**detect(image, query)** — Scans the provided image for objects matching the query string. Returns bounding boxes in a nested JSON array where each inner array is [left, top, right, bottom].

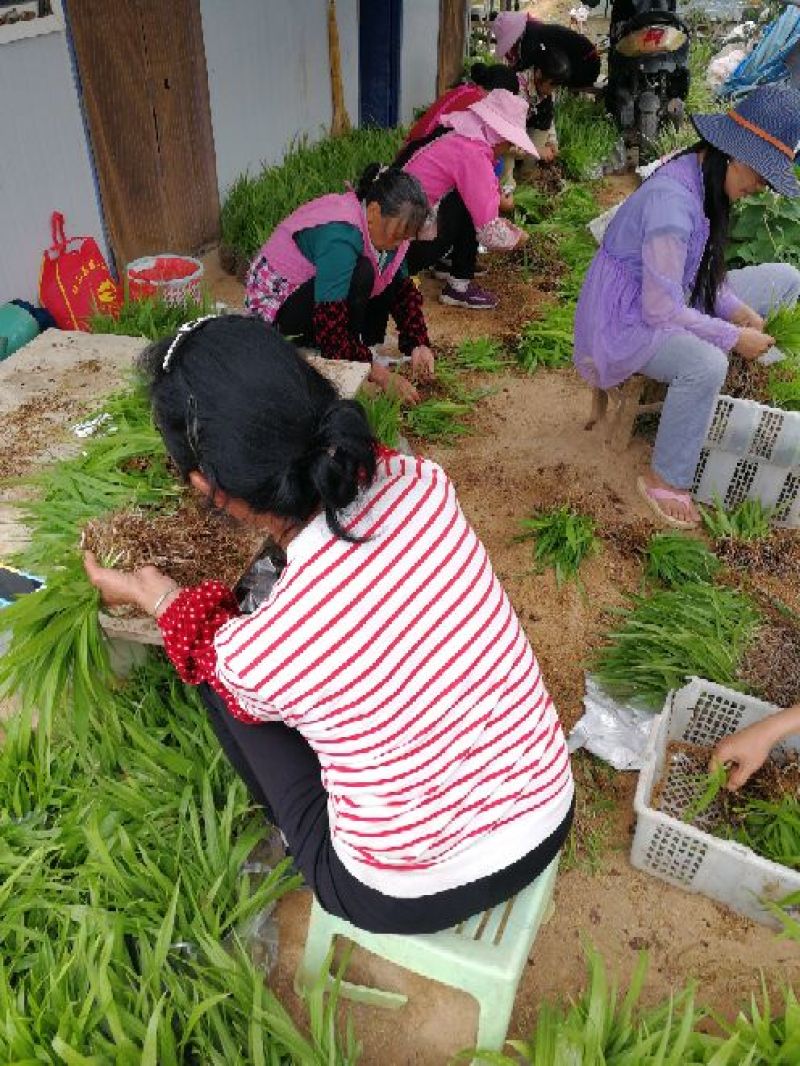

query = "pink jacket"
[[403, 131, 500, 230]]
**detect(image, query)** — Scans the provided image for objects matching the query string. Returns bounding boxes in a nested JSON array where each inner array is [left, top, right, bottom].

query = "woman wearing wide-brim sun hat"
[[573, 83, 800, 529], [396, 88, 535, 310]]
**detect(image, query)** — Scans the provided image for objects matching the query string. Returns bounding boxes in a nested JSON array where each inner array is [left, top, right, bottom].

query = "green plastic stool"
[[295, 855, 559, 1054]]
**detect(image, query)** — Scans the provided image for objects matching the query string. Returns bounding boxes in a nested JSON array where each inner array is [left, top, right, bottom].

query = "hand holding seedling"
[[711, 705, 800, 790], [84, 550, 180, 618], [410, 345, 435, 383], [734, 327, 775, 362], [369, 362, 420, 405]]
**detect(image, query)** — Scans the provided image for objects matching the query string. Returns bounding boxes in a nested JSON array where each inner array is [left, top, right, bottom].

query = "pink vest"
[[247, 192, 410, 322]]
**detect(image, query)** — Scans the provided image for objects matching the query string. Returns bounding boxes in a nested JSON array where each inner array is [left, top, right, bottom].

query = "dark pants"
[[200, 684, 574, 934], [275, 256, 399, 350], [406, 190, 478, 281]]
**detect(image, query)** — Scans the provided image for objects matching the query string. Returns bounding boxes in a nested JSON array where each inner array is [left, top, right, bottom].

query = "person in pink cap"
[[396, 88, 534, 310]]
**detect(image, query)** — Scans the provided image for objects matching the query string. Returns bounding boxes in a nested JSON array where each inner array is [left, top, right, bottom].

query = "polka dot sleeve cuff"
[[157, 581, 261, 723]]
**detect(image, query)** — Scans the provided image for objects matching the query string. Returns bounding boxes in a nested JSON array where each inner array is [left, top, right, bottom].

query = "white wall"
[[200, 0, 360, 198], [0, 29, 106, 306], [400, 0, 440, 125]]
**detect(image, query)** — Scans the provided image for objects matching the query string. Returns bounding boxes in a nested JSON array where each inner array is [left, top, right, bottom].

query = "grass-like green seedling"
[[592, 582, 760, 707], [701, 497, 774, 542], [357, 389, 401, 448], [683, 762, 728, 824], [517, 506, 600, 587], [765, 305, 800, 360], [515, 304, 575, 373], [403, 399, 472, 442], [644, 532, 721, 587], [89, 291, 215, 340], [450, 336, 508, 373]]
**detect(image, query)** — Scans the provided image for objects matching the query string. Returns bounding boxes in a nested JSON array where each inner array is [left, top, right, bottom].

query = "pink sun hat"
[[492, 11, 529, 59], [468, 88, 540, 156]]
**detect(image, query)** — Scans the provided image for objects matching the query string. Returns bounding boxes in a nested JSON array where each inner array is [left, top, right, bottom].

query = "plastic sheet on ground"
[[567, 674, 659, 770]]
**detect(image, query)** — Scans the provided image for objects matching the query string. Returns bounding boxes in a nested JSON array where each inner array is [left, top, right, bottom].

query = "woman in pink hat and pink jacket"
[[396, 88, 534, 311]]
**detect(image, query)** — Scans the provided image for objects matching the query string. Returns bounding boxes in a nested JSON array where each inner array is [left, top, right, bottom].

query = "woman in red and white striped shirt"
[[84, 315, 574, 933]]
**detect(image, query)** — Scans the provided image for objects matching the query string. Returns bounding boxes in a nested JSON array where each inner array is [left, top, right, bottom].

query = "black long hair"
[[688, 142, 732, 314], [354, 164, 429, 233], [139, 315, 376, 541], [469, 62, 520, 93]]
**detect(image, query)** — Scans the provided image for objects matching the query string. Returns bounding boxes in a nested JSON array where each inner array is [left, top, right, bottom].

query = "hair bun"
[[303, 400, 377, 539]]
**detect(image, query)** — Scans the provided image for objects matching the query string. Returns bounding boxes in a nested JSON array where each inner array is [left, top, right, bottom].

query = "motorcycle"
[[590, 0, 691, 145]]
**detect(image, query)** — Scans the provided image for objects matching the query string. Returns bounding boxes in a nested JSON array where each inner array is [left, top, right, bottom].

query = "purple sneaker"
[[439, 281, 497, 310]]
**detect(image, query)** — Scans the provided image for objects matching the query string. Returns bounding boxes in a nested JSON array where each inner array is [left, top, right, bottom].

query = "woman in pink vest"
[[246, 166, 432, 404], [398, 89, 533, 311]]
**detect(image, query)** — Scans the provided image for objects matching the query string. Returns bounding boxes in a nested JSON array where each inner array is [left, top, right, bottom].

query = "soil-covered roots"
[[82, 496, 263, 597]]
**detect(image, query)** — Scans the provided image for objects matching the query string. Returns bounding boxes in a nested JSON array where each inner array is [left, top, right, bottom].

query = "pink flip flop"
[[636, 475, 698, 529]]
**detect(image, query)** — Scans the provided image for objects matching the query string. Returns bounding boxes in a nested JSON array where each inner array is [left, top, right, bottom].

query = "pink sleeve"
[[452, 147, 501, 230], [641, 233, 740, 351]]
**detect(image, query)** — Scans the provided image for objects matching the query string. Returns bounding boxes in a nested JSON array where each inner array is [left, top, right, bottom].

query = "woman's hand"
[[731, 305, 765, 331], [410, 345, 435, 383], [734, 326, 775, 361], [711, 705, 800, 790], [499, 192, 515, 215], [539, 144, 558, 163], [84, 551, 180, 617], [514, 228, 529, 249], [368, 362, 419, 405]]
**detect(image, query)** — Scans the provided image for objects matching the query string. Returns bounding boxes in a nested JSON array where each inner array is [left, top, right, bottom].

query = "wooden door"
[[66, 0, 219, 269]]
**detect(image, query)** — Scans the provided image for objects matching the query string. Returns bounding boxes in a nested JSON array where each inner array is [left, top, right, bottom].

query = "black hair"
[[354, 164, 429, 233], [529, 45, 570, 85], [139, 315, 377, 542], [469, 62, 520, 93], [685, 142, 731, 314]]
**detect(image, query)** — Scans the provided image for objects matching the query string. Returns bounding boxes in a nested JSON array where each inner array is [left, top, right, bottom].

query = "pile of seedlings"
[[516, 505, 600, 588]]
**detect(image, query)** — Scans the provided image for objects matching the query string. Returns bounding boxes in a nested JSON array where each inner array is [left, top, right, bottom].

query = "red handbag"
[[39, 212, 120, 330]]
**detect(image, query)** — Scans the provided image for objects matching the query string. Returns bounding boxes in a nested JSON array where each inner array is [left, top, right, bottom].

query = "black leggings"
[[406, 190, 479, 281], [275, 256, 399, 349], [200, 684, 574, 934]]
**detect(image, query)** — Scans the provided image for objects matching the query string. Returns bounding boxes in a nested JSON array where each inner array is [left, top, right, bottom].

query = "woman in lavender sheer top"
[[574, 85, 800, 528]]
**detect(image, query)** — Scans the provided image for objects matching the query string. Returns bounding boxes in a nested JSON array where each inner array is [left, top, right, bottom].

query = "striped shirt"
[[213, 450, 573, 897]]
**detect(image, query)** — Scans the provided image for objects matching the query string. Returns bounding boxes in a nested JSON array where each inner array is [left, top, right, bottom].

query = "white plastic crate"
[[692, 446, 800, 527], [705, 395, 800, 467], [632, 678, 800, 927]]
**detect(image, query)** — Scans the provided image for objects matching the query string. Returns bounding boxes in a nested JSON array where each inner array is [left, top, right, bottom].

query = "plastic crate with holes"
[[691, 395, 800, 526], [632, 678, 800, 927]]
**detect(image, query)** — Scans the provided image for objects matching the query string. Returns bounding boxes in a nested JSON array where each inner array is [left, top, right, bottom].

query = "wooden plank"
[[138, 0, 219, 251], [66, 0, 219, 267], [436, 0, 468, 96], [66, 0, 164, 266]]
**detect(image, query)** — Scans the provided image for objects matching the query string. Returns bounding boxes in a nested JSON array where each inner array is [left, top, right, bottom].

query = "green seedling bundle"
[[592, 582, 760, 707], [357, 388, 402, 447], [644, 532, 721, 587], [701, 498, 774, 542], [90, 291, 216, 340], [517, 506, 600, 587]]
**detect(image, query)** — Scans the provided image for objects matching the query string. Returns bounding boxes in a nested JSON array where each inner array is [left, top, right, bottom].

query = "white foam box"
[[632, 678, 800, 927]]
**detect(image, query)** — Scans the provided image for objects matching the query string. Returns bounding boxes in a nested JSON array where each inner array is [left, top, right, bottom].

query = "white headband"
[[162, 315, 218, 371]]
